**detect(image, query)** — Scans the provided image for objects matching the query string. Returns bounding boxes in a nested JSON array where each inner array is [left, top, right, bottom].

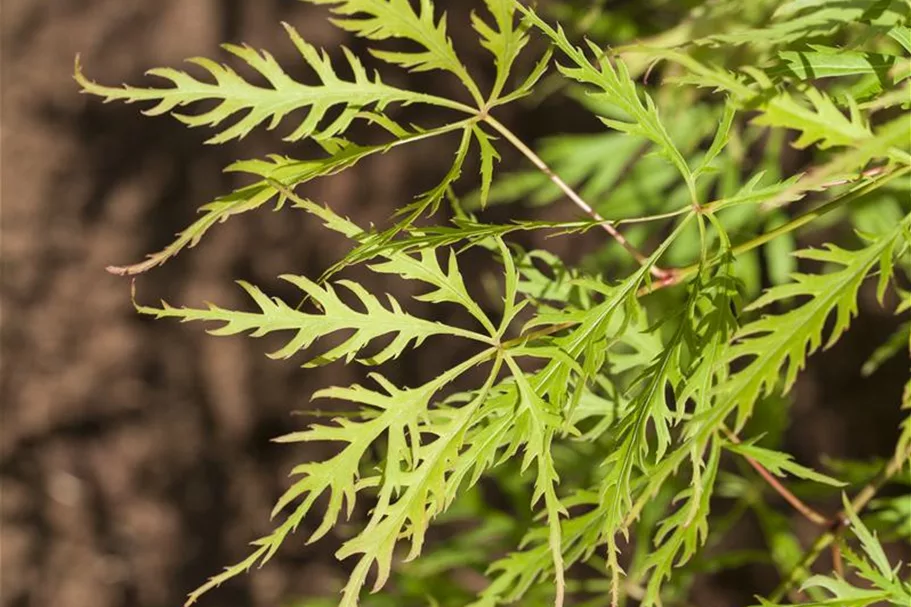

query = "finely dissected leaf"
[[81, 2, 911, 607], [475, 219, 696, 607], [620, 265, 740, 595], [842, 495, 893, 579], [178, 249, 516, 605], [185, 373, 438, 606], [279, 189, 542, 340], [75, 24, 468, 144], [467, 321, 644, 606], [472, 124, 501, 208], [775, 47, 901, 80], [333, 358, 503, 606], [502, 355, 567, 607], [725, 442, 846, 487], [635, 49, 909, 164], [165, 191, 541, 606], [473, 0, 530, 101], [753, 499, 911, 607], [317, 217, 566, 257], [640, 439, 721, 606], [187, 354, 498, 607], [370, 245, 498, 336], [593, 264, 738, 606], [516, 5, 697, 201], [701, 215, 909, 435], [676, 260, 740, 420], [135, 274, 490, 367], [694, 101, 737, 181], [598, 311, 686, 524], [514, 248, 591, 306], [329, 126, 474, 272], [700, 0, 911, 47], [753, 88, 873, 150], [302, 0, 484, 104], [634, 47, 755, 100], [495, 45, 553, 106], [474, 486, 616, 606], [107, 118, 476, 277]]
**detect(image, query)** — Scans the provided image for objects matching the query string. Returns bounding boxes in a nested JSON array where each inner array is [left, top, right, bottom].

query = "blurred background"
[[1, 2, 908, 607]]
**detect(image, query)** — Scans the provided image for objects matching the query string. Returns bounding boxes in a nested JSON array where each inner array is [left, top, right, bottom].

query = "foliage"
[[76, 0, 911, 606]]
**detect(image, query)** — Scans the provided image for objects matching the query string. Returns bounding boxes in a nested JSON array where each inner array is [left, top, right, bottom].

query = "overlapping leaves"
[[756, 498, 911, 607], [516, 5, 697, 200], [709, 216, 908, 432], [304, 0, 483, 103], [77, 1, 911, 607]]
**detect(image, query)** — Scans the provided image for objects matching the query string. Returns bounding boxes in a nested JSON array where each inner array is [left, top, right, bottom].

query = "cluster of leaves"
[[77, 0, 911, 606]]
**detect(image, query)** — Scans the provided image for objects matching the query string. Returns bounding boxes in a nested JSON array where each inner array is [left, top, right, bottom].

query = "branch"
[[482, 115, 671, 279], [768, 439, 911, 602], [639, 165, 911, 296], [722, 426, 829, 527]]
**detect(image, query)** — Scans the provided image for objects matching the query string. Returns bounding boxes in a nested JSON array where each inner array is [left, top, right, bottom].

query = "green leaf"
[[694, 101, 737, 181], [183, 285, 507, 606], [75, 24, 469, 144], [134, 274, 490, 367], [503, 355, 568, 606], [303, 0, 484, 104], [185, 369, 454, 606], [516, 4, 697, 201], [472, 124, 502, 208], [726, 442, 846, 487], [842, 495, 893, 579], [701, 0, 910, 47], [753, 88, 872, 150], [370, 246, 498, 336], [635, 50, 908, 163], [106, 120, 472, 276], [776, 47, 900, 80], [705, 216, 908, 432], [753, 496, 911, 606], [333, 360, 502, 606], [640, 439, 722, 606], [329, 126, 475, 273], [888, 24, 911, 55], [472, 0, 530, 101]]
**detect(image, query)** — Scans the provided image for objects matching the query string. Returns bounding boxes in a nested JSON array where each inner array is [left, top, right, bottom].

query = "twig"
[[722, 426, 829, 527], [768, 440, 911, 602], [816, 165, 886, 189], [639, 165, 909, 296], [482, 115, 671, 280], [831, 541, 844, 578]]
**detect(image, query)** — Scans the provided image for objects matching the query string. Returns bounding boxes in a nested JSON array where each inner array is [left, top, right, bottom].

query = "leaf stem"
[[768, 439, 911, 602], [481, 115, 670, 279], [642, 165, 911, 295], [722, 426, 829, 527]]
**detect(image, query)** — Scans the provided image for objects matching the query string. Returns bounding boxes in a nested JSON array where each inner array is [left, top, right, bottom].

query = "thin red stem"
[[723, 427, 829, 527]]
